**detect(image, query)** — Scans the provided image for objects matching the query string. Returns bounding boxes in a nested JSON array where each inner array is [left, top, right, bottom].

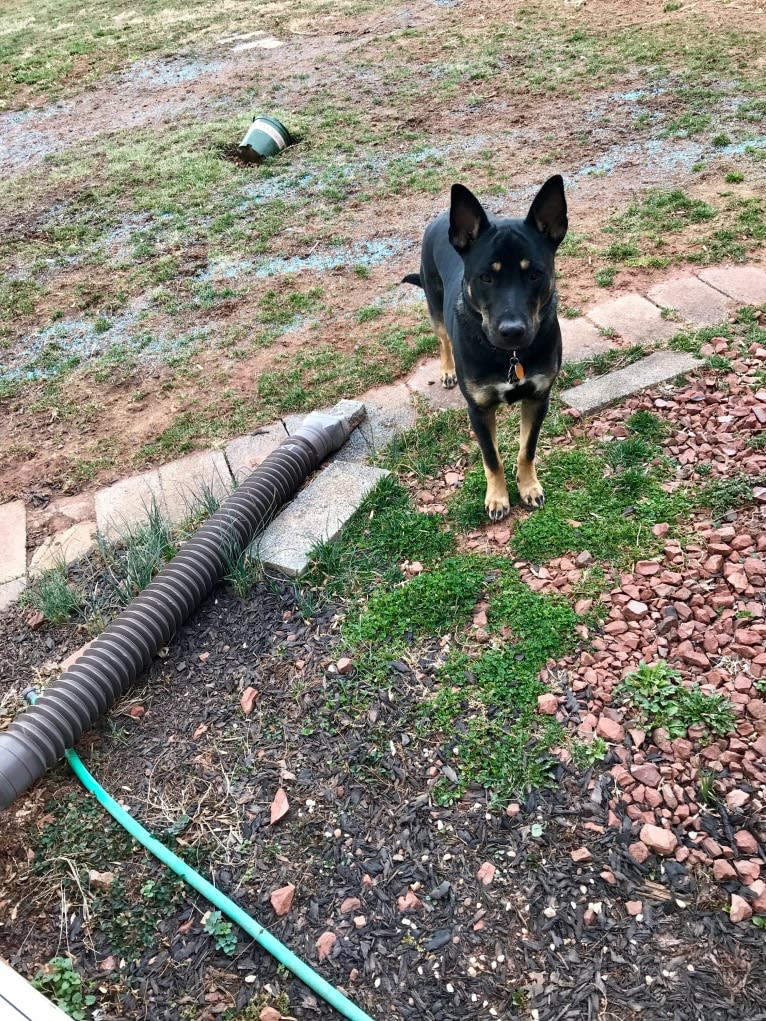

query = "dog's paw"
[[518, 481, 545, 510], [441, 370, 458, 389], [485, 495, 511, 521]]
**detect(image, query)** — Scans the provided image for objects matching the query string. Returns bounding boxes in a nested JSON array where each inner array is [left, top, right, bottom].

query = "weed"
[[725, 171, 745, 183], [571, 737, 608, 769], [34, 794, 189, 960], [25, 564, 82, 623], [615, 661, 735, 738], [712, 133, 732, 147], [224, 548, 262, 597], [32, 957, 96, 1021], [595, 266, 617, 287], [203, 909, 237, 956], [356, 305, 384, 322], [696, 475, 754, 518], [698, 767, 719, 807]]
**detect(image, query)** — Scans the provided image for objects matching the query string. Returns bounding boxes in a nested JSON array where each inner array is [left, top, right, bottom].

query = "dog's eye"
[[479, 272, 494, 284]]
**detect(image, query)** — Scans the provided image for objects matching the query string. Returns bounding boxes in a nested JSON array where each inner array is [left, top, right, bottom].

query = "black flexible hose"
[[0, 413, 353, 810]]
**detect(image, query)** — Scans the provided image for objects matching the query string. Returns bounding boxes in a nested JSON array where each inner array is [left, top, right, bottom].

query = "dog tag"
[[508, 357, 525, 382]]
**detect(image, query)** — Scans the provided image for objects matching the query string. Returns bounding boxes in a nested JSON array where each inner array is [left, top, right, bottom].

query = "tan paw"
[[441, 370, 458, 389], [485, 488, 511, 522], [518, 478, 545, 510]]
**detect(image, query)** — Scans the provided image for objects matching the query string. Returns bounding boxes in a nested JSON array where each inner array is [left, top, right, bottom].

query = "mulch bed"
[[1, 336, 766, 1019]]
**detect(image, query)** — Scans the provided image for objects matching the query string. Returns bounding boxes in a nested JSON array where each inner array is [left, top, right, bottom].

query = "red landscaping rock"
[[240, 686, 259, 715], [630, 764, 661, 787], [624, 599, 649, 620], [571, 847, 592, 863], [397, 889, 423, 911], [596, 717, 625, 743], [537, 693, 559, 715], [625, 900, 643, 916], [476, 861, 496, 885], [270, 788, 290, 825], [729, 894, 753, 925], [734, 830, 759, 855], [270, 884, 296, 917], [628, 842, 650, 864], [639, 824, 678, 856], [316, 931, 337, 961], [713, 859, 737, 882]]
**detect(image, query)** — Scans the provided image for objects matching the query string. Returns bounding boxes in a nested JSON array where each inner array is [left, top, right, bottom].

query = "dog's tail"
[[401, 272, 422, 288]]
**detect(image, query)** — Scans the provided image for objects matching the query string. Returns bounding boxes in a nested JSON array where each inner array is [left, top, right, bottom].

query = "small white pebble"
[[543, 906, 557, 919], [446, 983, 454, 993], [646, 976, 654, 986]]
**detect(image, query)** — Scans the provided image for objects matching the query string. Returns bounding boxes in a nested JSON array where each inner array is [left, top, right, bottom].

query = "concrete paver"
[[0, 577, 27, 612], [560, 351, 703, 414], [0, 500, 26, 584], [157, 450, 233, 523], [29, 520, 98, 576], [647, 274, 734, 326], [405, 358, 466, 410], [586, 294, 680, 346], [331, 385, 417, 464], [257, 462, 389, 577], [560, 317, 615, 362], [696, 266, 766, 305], [225, 423, 289, 481], [94, 469, 164, 539]]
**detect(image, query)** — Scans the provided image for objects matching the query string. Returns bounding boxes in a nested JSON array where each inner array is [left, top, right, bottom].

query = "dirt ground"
[[1, 0, 765, 504]]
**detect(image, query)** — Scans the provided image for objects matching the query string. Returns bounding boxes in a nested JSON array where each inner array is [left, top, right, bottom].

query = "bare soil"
[[2, 0, 765, 507]]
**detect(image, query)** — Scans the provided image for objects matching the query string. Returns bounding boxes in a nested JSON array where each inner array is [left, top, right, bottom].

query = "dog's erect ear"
[[449, 184, 490, 252], [525, 175, 568, 246]]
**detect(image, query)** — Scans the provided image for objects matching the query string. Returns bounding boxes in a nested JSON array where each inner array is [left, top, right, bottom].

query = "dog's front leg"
[[468, 403, 510, 521], [434, 322, 457, 389], [516, 397, 549, 509]]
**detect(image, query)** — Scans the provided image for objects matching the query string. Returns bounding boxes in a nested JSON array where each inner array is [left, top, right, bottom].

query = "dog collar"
[[508, 352, 525, 382]]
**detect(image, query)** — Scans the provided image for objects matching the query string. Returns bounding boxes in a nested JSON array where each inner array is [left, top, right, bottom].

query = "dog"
[[403, 175, 568, 521]]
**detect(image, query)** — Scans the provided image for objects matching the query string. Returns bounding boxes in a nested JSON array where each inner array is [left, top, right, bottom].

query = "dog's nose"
[[496, 319, 526, 342]]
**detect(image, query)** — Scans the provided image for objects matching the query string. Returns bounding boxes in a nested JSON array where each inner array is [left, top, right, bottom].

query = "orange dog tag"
[[514, 361, 525, 381]]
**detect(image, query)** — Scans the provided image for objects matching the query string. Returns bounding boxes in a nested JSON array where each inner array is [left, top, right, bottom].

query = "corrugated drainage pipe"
[[0, 409, 360, 811]]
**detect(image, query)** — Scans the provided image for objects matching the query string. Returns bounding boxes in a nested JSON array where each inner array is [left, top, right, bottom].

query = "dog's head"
[[449, 175, 568, 352]]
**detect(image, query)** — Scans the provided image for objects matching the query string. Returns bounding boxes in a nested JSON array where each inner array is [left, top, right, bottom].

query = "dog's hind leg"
[[468, 404, 510, 521], [516, 397, 549, 509]]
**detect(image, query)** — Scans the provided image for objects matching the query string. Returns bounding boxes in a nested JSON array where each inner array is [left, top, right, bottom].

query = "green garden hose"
[[24, 690, 376, 1021]]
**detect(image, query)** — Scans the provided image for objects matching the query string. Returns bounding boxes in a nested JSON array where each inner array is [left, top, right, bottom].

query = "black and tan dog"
[[403, 175, 568, 520]]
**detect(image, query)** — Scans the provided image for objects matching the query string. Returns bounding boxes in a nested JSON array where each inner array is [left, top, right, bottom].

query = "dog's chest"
[[468, 373, 550, 407]]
